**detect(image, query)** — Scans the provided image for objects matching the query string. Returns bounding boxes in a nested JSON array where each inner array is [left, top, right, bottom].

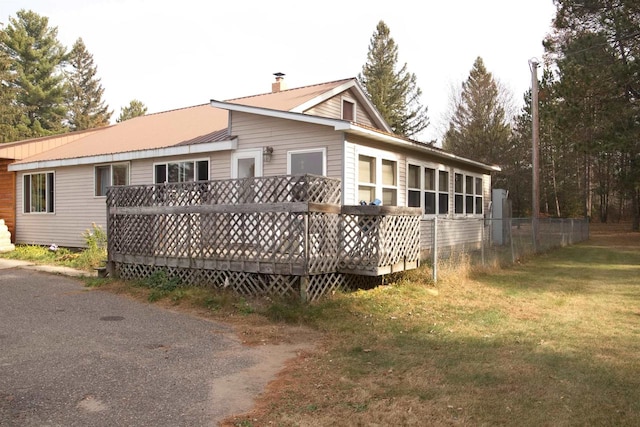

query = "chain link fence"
[[424, 217, 590, 282]]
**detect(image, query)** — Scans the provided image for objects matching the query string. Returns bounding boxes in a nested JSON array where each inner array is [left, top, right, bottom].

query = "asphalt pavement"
[[0, 262, 301, 426]]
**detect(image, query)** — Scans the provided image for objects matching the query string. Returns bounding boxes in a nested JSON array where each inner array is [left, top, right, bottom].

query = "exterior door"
[[231, 150, 262, 179]]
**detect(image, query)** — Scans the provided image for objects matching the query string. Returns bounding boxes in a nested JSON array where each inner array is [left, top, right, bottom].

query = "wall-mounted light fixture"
[[263, 146, 273, 162]]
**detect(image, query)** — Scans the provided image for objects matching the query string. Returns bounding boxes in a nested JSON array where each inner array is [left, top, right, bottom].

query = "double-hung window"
[[154, 159, 209, 184], [407, 162, 449, 215], [358, 154, 398, 206], [95, 163, 129, 196], [23, 172, 54, 213], [454, 172, 484, 215]]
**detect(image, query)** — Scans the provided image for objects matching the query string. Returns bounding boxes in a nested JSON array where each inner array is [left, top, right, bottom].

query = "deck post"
[[300, 276, 309, 302]]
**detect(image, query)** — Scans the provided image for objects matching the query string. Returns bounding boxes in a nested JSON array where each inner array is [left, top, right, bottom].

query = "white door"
[[231, 149, 263, 179]]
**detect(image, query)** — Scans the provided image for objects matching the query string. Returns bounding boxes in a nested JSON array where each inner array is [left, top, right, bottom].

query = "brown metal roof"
[[15, 104, 227, 164], [0, 128, 109, 160], [12, 78, 357, 165]]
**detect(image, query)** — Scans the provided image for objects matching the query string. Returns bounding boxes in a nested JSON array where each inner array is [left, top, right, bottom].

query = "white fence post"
[[432, 217, 438, 283]]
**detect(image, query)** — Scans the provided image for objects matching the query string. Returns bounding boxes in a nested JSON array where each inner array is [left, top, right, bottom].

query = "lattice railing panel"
[[339, 207, 422, 274], [107, 174, 341, 207], [340, 214, 383, 271], [308, 213, 341, 274]]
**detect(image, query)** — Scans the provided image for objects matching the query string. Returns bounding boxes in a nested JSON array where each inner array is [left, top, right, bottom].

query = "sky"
[[3, 0, 557, 142]]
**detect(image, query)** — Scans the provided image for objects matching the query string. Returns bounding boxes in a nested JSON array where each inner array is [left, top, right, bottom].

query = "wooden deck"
[[106, 175, 421, 300]]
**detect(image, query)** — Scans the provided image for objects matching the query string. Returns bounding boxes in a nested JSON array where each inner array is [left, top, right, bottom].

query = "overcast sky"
[[3, 0, 556, 142]]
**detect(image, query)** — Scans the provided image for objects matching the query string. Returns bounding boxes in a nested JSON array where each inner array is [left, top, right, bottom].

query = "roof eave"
[[9, 138, 238, 172], [343, 125, 502, 173]]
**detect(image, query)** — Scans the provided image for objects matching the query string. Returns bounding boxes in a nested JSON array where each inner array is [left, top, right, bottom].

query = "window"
[[406, 162, 449, 215], [438, 170, 449, 214], [465, 175, 474, 213], [95, 163, 129, 196], [381, 159, 397, 206], [358, 155, 376, 203], [342, 98, 355, 121], [454, 173, 464, 214], [154, 159, 209, 184], [454, 172, 483, 215], [23, 172, 54, 213], [358, 153, 398, 206], [475, 177, 484, 214], [288, 148, 326, 175], [407, 164, 421, 208]]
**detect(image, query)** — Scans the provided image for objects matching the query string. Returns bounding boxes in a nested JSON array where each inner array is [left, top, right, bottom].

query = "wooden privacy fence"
[[106, 175, 421, 301]]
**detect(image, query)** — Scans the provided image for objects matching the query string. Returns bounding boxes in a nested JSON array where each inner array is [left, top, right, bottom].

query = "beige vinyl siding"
[[16, 165, 108, 248], [305, 88, 376, 128], [343, 142, 357, 204], [231, 112, 343, 179], [418, 217, 485, 257]]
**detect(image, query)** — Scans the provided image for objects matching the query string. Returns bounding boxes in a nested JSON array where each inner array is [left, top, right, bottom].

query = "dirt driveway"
[[0, 267, 310, 426]]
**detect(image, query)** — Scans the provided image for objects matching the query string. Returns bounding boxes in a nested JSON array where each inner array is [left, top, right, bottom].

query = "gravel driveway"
[[0, 266, 305, 426]]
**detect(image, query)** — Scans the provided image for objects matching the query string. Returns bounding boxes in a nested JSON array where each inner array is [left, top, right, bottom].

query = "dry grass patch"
[[223, 229, 640, 427]]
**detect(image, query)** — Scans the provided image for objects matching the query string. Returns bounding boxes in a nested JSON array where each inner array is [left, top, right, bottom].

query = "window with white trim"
[[95, 163, 129, 196], [454, 172, 483, 215], [154, 159, 209, 184], [381, 159, 397, 205], [407, 162, 449, 215], [358, 154, 376, 203], [358, 154, 397, 205], [23, 172, 54, 213], [288, 148, 326, 175]]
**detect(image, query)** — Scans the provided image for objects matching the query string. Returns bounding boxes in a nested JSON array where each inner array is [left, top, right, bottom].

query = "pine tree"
[[66, 38, 112, 131], [0, 9, 68, 137], [116, 99, 147, 122], [442, 57, 510, 165], [0, 46, 28, 143], [358, 20, 429, 139], [545, 0, 640, 227]]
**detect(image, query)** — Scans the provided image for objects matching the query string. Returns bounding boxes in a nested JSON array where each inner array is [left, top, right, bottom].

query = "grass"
[[0, 243, 106, 271], [217, 226, 640, 426], [0, 224, 107, 271], [3, 224, 639, 425]]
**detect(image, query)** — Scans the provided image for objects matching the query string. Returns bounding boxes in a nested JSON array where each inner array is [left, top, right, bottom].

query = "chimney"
[[272, 72, 287, 93]]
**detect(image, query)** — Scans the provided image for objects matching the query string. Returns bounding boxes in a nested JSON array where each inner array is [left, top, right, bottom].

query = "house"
[[0, 128, 109, 243], [8, 75, 499, 253]]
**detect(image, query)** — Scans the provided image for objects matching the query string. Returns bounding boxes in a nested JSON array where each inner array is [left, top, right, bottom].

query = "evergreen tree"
[[0, 46, 28, 143], [358, 20, 429, 138], [65, 38, 112, 131], [0, 9, 68, 137], [116, 99, 147, 122], [545, 0, 640, 227], [442, 57, 510, 166]]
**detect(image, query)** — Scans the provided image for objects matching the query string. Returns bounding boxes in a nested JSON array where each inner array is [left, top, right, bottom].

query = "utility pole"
[[529, 58, 540, 251]]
